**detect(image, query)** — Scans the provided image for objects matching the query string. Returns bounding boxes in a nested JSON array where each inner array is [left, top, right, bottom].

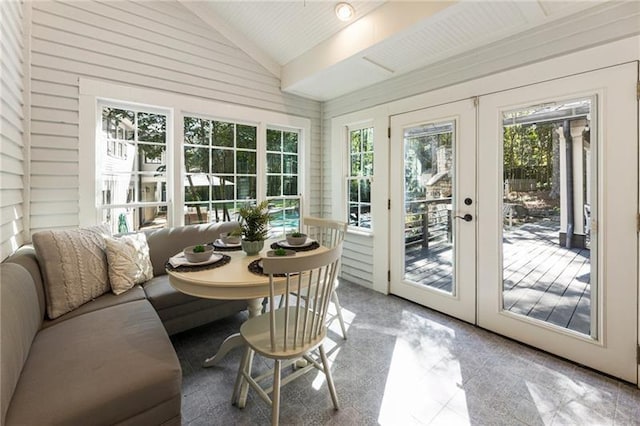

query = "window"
[[347, 127, 373, 230], [99, 105, 168, 233], [183, 118, 301, 235], [183, 116, 257, 224], [266, 128, 300, 236]]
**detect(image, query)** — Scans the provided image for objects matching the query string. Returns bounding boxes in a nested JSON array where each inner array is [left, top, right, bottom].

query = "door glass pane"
[[501, 98, 593, 336], [403, 120, 455, 294]]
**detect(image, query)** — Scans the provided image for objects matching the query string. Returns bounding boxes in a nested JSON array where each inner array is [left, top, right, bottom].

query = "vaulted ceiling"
[[179, 1, 639, 101]]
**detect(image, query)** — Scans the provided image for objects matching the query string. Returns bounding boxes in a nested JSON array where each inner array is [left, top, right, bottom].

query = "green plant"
[[193, 244, 205, 253], [290, 231, 303, 238], [237, 200, 270, 242], [229, 226, 243, 237], [274, 247, 287, 256]]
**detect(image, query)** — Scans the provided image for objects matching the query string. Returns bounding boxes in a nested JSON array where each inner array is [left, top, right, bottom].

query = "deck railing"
[[405, 197, 452, 249]]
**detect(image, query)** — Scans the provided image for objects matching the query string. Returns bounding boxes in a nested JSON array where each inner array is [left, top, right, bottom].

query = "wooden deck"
[[404, 220, 591, 335]]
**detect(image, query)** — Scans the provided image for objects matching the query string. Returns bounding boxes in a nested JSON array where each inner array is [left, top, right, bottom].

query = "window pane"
[[236, 151, 256, 174], [237, 124, 257, 149], [349, 179, 358, 202], [283, 132, 298, 153], [212, 149, 234, 174], [350, 154, 361, 176], [184, 203, 210, 225], [184, 117, 210, 145], [137, 112, 166, 143], [283, 154, 297, 174], [139, 172, 166, 203], [267, 129, 281, 151], [184, 146, 209, 173], [363, 128, 374, 152], [359, 204, 371, 229], [283, 176, 297, 196], [184, 176, 209, 202], [349, 203, 359, 226], [210, 201, 234, 222], [212, 121, 233, 147], [267, 153, 282, 173], [102, 206, 167, 234], [102, 173, 134, 204], [363, 153, 374, 176], [236, 176, 256, 199], [267, 176, 281, 197], [350, 130, 361, 153], [267, 198, 300, 237], [138, 144, 165, 166], [360, 179, 371, 203], [102, 108, 134, 140], [213, 176, 235, 200]]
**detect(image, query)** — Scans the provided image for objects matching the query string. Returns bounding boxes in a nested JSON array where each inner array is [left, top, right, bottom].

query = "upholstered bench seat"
[[4, 300, 181, 426]]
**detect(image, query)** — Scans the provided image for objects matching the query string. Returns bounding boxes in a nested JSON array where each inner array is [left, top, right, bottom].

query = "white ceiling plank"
[[281, 1, 457, 94], [177, 0, 281, 77]]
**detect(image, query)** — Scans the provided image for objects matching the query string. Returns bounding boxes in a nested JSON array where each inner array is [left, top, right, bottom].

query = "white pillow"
[[104, 233, 154, 295]]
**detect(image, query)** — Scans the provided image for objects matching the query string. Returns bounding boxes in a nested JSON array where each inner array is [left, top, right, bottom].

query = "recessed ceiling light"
[[335, 2, 355, 21]]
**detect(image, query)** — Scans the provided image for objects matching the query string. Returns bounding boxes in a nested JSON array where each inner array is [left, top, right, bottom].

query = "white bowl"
[[220, 233, 241, 245], [183, 245, 214, 263], [285, 233, 307, 246]]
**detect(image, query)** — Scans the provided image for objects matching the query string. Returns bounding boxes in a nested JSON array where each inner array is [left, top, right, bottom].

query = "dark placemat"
[[248, 259, 288, 277], [166, 254, 231, 272], [210, 241, 242, 252], [270, 241, 320, 252]]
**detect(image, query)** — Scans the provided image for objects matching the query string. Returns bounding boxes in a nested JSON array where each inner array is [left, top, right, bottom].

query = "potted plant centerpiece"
[[237, 200, 270, 255]]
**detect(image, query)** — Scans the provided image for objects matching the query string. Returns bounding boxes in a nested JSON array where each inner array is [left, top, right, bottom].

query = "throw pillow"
[[104, 233, 154, 295], [32, 225, 112, 319]]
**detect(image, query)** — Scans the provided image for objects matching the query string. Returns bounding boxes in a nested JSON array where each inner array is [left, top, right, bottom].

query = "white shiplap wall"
[[28, 0, 321, 235], [1, 1, 26, 260], [323, 1, 640, 289]]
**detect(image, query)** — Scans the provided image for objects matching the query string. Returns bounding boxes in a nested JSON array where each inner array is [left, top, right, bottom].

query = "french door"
[[389, 63, 638, 382], [477, 63, 638, 382], [389, 99, 476, 323]]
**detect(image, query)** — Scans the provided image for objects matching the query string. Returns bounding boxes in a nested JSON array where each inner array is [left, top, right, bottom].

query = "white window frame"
[[79, 79, 310, 229], [346, 124, 374, 232]]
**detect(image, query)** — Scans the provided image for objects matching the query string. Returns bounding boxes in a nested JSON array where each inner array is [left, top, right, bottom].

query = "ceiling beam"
[[177, 0, 281, 78], [281, 1, 457, 92]]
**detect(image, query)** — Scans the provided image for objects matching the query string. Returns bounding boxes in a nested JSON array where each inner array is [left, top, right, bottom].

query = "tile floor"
[[171, 281, 640, 425]]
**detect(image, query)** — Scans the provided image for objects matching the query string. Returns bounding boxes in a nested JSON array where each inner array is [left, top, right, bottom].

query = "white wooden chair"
[[232, 244, 343, 425], [280, 216, 348, 339]]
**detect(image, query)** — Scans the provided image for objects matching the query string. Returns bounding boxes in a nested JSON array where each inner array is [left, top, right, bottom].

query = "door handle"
[[454, 214, 473, 222]]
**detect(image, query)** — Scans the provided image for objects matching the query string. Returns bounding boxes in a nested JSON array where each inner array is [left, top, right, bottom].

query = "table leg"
[[202, 298, 264, 368]]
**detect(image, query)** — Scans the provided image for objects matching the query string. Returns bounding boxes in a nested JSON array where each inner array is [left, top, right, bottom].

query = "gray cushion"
[[4, 300, 181, 426], [143, 275, 247, 335], [4, 245, 46, 320], [32, 226, 111, 319], [41, 285, 146, 329], [145, 222, 239, 276], [0, 264, 41, 425]]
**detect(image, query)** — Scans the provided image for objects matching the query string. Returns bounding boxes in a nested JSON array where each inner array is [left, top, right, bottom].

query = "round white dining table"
[[167, 239, 327, 367]]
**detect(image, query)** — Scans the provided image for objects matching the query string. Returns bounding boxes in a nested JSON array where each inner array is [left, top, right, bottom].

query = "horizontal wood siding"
[[1, 1, 25, 260], [322, 1, 640, 289], [28, 0, 321, 235]]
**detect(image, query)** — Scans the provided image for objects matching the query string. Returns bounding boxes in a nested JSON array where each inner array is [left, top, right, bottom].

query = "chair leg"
[[238, 348, 255, 408], [319, 345, 339, 410], [272, 360, 282, 426], [332, 290, 348, 340], [232, 346, 251, 406]]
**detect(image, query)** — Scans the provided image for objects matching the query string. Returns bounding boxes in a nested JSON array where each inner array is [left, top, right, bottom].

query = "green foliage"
[[274, 248, 287, 256], [290, 231, 303, 238], [193, 244, 205, 253], [237, 200, 270, 241], [503, 123, 554, 190]]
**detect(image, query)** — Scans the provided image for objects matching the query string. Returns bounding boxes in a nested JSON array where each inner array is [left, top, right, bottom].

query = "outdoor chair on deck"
[[280, 216, 349, 339], [232, 244, 343, 426]]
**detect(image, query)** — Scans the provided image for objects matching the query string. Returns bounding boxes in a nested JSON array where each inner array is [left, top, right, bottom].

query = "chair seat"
[[241, 307, 326, 360]]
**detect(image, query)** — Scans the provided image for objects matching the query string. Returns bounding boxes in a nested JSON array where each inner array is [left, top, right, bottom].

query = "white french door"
[[388, 63, 638, 383], [477, 63, 638, 382], [389, 99, 476, 323]]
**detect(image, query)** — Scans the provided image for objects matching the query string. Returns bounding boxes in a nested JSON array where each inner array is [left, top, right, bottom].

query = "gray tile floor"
[[171, 281, 640, 425]]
